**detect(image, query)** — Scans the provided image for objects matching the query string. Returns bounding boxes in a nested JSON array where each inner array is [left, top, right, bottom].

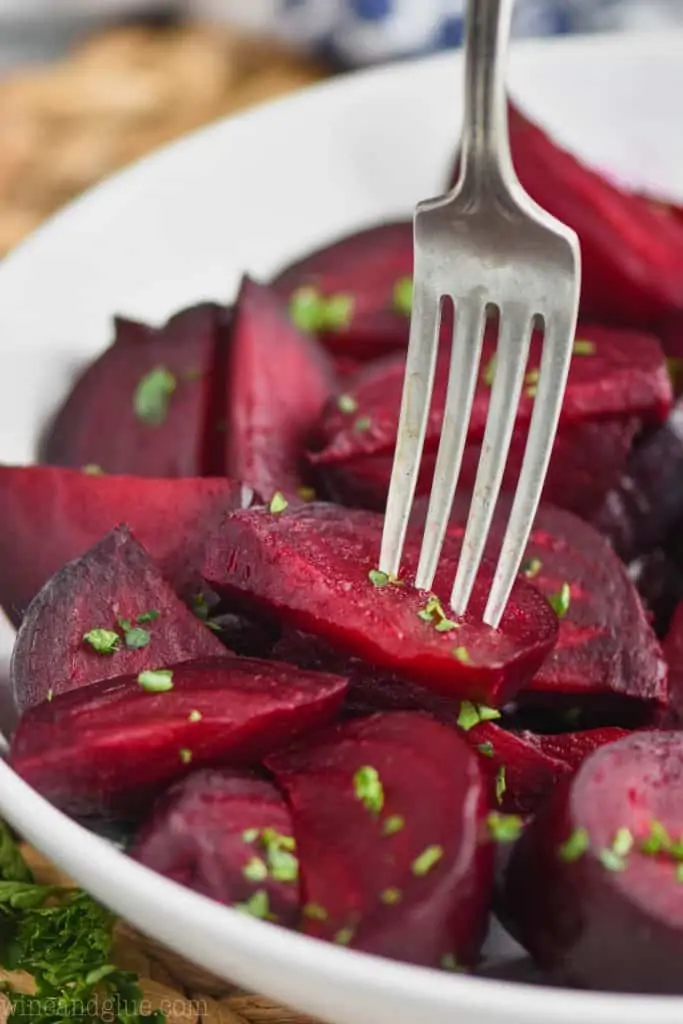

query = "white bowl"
[[2, 29, 683, 1024]]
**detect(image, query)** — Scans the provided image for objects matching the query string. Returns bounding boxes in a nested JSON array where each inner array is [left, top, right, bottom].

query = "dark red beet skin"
[[9, 656, 348, 817], [267, 712, 493, 967], [202, 503, 558, 707], [504, 731, 683, 993], [42, 303, 231, 478], [11, 525, 226, 713], [224, 277, 335, 500], [132, 769, 300, 926], [0, 465, 254, 625]]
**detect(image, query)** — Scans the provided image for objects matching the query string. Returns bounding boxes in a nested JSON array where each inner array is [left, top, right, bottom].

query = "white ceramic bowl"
[[2, 30, 683, 1024]]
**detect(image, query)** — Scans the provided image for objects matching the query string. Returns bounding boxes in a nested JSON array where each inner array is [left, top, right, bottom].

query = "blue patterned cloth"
[[190, 0, 683, 65]]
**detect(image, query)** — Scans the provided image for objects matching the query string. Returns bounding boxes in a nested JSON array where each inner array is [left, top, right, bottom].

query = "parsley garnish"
[[82, 464, 104, 475], [242, 858, 268, 883], [188, 709, 202, 723], [333, 927, 354, 946], [179, 748, 193, 765], [548, 582, 571, 618], [289, 287, 354, 332], [133, 366, 176, 426], [137, 669, 174, 693], [412, 845, 444, 876], [482, 355, 497, 387], [269, 491, 288, 514], [353, 766, 384, 815], [495, 765, 507, 805], [417, 595, 459, 632], [297, 485, 316, 502], [487, 812, 523, 844], [558, 828, 589, 862], [522, 557, 542, 579], [337, 394, 358, 414], [456, 701, 501, 732], [368, 569, 390, 587], [234, 890, 272, 920], [303, 903, 328, 921], [83, 629, 120, 655], [380, 888, 402, 905], [382, 815, 405, 836], [477, 741, 494, 758], [354, 415, 372, 433], [242, 829, 259, 844], [452, 646, 472, 664], [393, 277, 413, 317], [573, 339, 595, 355]]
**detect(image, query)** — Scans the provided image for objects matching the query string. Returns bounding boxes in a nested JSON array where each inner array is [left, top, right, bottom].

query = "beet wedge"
[[271, 222, 413, 361], [42, 302, 231, 478], [11, 524, 226, 712], [449, 104, 683, 328], [266, 712, 492, 967], [0, 465, 255, 626], [132, 769, 300, 925], [10, 656, 348, 817], [504, 731, 683, 994], [224, 277, 335, 501], [202, 503, 558, 707]]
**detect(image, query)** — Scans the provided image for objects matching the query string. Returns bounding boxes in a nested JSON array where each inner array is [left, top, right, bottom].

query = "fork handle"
[[458, 0, 516, 192]]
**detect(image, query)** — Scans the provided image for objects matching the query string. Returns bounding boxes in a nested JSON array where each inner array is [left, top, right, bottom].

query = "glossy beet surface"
[[11, 525, 226, 712], [267, 712, 493, 967], [504, 731, 683, 993], [132, 769, 300, 926], [10, 657, 348, 816], [202, 503, 558, 707], [0, 465, 253, 625]]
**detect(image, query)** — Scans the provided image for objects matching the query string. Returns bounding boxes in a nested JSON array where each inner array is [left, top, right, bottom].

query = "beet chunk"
[[10, 656, 348, 817], [267, 712, 492, 967], [224, 277, 334, 501], [11, 525, 226, 712], [0, 465, 254, 625], [504, 731, 683, 993], [131, 768, 300, 926], [202, 503, 558, 707], [42, 303, 231, 477], [663, 602, 683, 722], [271, 222, 413, 362]]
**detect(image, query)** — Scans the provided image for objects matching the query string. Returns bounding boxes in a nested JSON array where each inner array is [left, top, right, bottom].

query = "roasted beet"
[[11, 525, 226, 712], [132, 768, 300, 925], [10, 656, 348, 816], [449, 105, 683, 328], [629, 550, 683, 639], [663, 602, 683, 722], [42, 303, 231, 477], [0, 465, 254, 625], [271, 222, 413, 361], [266, 712, 492, 967], [202, 503, 558, 707], [504, 731, 683, 993], [310, 327, 670, 519], [224, 277, 334, 500]]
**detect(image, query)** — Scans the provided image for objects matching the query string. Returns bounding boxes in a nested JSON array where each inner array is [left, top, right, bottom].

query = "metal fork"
[[378, 0, 581, 629]]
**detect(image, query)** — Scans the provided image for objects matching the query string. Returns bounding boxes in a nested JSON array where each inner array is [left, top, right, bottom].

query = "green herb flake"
[[133, 365, 177, 426], [393, 276, 413, 317], [136, 609, 160, 624], [353, 765, 384, 815], [289, 286, 324, 332], [441, 954, 464, 973], [121, 625, 150, 650], [573, 339, 596, 356], [322, 293, 354, 330], [612, 827, 634, 858], [522, 557, 542, 579], [260, 832, 299, 883], [382, 815, 405, 836], [368, 568, 390, 587], [303, 902, 328, 921], [188, 709, 202, 723], [0, 821, 32, 883], [354, 415, 372, 433], [525, 368, 540, 386], [297, 485, 317, 501], [412, 845, 444, 877], [495, 765, 507, 805], [456, 700, 501, 732], [337, 393, 358, 414], [269, 491, 289, 514], [526, 384, 538, 399], [477, 741, 494, 758], [640, 820, 672, 855], [487, 812, 523, 844], [676, 863, 683, 884], [137, 668, 174, 693], [333, 927, 355, 946], [548, 581, 571, 619], [482, 355, 497, 387], [452, 646, 472, 665], [242, 828, 260, 844], [599, 848, 626, 872], [82, 464, 104, 475], [242, 857, 268, 883], [235, 890, 271, 920], [83, 628, 120, 655], [380, 888, 402, 905], [435, 617, 459, 632], [46, 689, 54, 702], [558, 827, 590, 863], [179, 747, 193, 765]]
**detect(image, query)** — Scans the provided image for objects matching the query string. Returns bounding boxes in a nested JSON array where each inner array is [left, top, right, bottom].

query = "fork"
[[378, 0, 581, 629]]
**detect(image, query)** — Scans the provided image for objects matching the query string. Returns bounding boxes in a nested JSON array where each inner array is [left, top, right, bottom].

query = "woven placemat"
[[1, 844, 321, 1024]]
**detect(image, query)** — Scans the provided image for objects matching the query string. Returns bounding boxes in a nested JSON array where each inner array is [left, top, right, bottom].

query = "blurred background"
[[1, 0, 682, 257]]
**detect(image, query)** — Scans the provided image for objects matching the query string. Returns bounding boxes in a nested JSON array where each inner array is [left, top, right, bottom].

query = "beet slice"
[[663, 602, 683, 723], [629, 550, 683, 639], [202, 503, 558, 707], [132, 769, 300, 924], [0, 465, 255, 626], [11, 524, 226, 712], [449, 105, 683, 328], [266, 711, 492, 967], [42, 302, 231, 477], [224, 277, 334, 500], [504, 731, 683, 993], [9, 656, 348, 817]]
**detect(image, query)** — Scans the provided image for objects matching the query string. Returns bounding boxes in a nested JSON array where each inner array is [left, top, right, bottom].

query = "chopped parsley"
[[269, 491, 289, 514], [599, 848, 627, 873], [412, 845, 444, 877], [117, 620, 150, 650], [612, 827, 634, 858], [303, 902, 328, 921], [337, 393, 358, 414], [452, 646, 472, 664], [323, 294, 354, 329], [354, 415, 372, 433], [525, 369, 540, 386], [353, 766, 384, 815], [383, 815, 405, 836], [558, 827, 589, 862], [456, 701, 501, 732], [573, 339, 596, 356], [137, 669, 174, 693], [676, 863, 683, 884], [46, 689, 54, 703], [83, 628, 120, 655], [234, 890, 272, 920], [333, 927, 355, 946], [82, 464, 104, 475], [640, 820, 673, 855], [482, 355, 497, 387], [487, 812, 523, 844], [133, 365, 176, 426], [368, 569, 390, 587], [297, 485, 317, 501], [522, 557, 542, 579], [260, 829, 299, 883], [242, 857, 268, 883], [441, 954, 463, 973], [418, 594, 459, 632], [393, 276, 413, 317], [289, 287, 354, 332], [179, 747, 193, 765], [495, 765, 507, 805], [188, 709, 202, 723], [547, 582, 571, 618], [477, 741, 494, 758], [380, 888, 402, 905], [242, 828, 260, 844], [136, 609, 160, 624]]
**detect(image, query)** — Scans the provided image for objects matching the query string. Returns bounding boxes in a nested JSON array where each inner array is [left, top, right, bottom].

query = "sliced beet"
[[266, 711, 493, 967], [42, 302, 231, 477], [224, 277, 334, 501], [9, 656, 348, 817], [11, 524, 226, 712], [628, 549, 683, 639], [504, 731, 683, 993], [449, 105, 683, 328], [131, 768, 300, 925], [663, 602, 683, 722], [0, 465, 255, 626], [271, 222, 413, 362], [202, 503, 558, 707]]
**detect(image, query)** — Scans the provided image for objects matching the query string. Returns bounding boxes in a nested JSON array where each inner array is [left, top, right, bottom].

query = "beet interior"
[[10, 656, 348, 817], [202, 503, 558, 706], [267, 711, 493, 967], [11, 524, 226, 712]]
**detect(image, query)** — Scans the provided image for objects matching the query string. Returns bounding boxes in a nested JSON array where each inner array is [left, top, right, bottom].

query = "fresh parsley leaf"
[[337, 394, 358, 414], [303, 903, 328, 921], [456, 701, 501, 732], [522, 557, 542, 579], [269, 492, 288, 514], [558, 828, 589, 862], [354, 415, 372, 433], [495, 765, 507, 805], [393, 277, 413, 317], [573, 339, 595, 355], [548, 582, 571, 618], [412, 845, 443, 876], [353, 766, 384, 815], [0, 823, 32, 883], [382, 815, 404, 836], [234, 890, 272, 920], [380, 888, 402, 905], [487, 812, 523, 844], [133, 366, 176, 426], [137, 669, 173, 693], [289, 287, 323, 332], [83, 629, 120, 655]]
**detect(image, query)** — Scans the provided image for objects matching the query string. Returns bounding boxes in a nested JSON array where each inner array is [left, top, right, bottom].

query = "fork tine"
[[483, 309, 578, 627], [414, 299, 487, 591], [449, 304, 534, 616], [378, 274, 442, 578]]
